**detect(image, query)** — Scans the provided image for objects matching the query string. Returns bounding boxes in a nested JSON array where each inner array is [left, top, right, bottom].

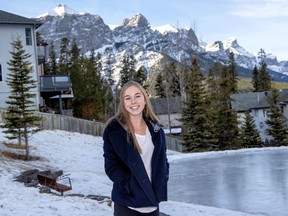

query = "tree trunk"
[[24, 127, 29, 160]]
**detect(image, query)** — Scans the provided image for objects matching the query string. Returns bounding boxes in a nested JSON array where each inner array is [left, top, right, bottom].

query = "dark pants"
[[114, 203, 159, 216]]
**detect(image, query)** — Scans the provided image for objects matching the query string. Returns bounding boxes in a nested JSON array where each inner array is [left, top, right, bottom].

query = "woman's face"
[[123, 85, 146, 118]]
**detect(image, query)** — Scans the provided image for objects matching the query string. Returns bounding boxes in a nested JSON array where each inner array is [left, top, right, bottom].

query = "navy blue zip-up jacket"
[[103, 118, 169, 208]]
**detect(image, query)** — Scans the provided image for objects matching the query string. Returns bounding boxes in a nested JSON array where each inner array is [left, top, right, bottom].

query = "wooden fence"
[[0, 109, 183, 152]]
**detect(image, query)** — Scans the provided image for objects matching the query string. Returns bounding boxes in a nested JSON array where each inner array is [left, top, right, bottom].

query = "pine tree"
[[181, 58, 215, 152], [227, 51, 239, 94], [103, 52, 116, 115], [258, 63, 271, 91], [155, 72, 166, 98], [69, 40, 83, 117], [252, 65, 260, 92], [2, 39, 42, 159], [45, 42, 58, 75], [119, 54, 136, 87], [135, 65, 147, 86], [207, 61, 222, 100], [104, 53, 115, 87], [265, 89, 288, 146], [207, 61, 240, 150], [58, 37, 70, 75], [206, 61, 223, 148], [240, 111, 263, 147], [216, 99, 240, 150], [256, 49, 271, 91], [166, 62, 181, 97]]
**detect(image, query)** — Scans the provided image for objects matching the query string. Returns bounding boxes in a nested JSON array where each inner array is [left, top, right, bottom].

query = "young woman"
[[103, 81, 169, 216]]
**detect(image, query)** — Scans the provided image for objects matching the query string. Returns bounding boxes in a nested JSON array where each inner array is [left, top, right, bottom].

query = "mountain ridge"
[[36, 4, 288, 82]]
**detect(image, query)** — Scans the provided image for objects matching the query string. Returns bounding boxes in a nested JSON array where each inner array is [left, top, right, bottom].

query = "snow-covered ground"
[[0, 128, 264, 216]]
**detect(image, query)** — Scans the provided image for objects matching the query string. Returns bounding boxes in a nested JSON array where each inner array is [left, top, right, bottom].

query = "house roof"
[[231, 90, 288, 111], [0, 10, 42, 28], [150, 96, 182, 115], [231, 91, 267, 111]]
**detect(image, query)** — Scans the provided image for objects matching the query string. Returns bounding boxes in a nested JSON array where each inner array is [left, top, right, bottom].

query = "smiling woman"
[[103, 81, 169, 216]]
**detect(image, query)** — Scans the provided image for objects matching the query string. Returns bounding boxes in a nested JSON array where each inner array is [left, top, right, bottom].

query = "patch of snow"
[[0, 128, 265, 216], [152, 24, 179, 35], [37, 4, 81, 18]]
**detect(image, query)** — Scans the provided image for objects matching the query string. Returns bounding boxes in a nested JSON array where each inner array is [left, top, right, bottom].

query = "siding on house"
[[0, 10, 42, 109], [150, 97, 182, 129], [231, 90, 288, 141]]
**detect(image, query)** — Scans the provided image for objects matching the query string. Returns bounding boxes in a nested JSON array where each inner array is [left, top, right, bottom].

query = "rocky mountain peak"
[[205, 41, 224, 52], [37, 4, 81, 18], [121, 13, 149, 28], [35, 4, 288, 81], [223, 37, 239, 49]]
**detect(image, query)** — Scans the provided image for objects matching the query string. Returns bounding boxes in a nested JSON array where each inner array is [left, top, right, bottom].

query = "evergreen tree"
[[227, 51, 239, 94], [45, 42, 58, 75], [2, 39, 42, 159], [258, 62, 271, 91], [216, 99, 240, 150], [103, 52, 116, 115], [104, 53, 115, 87], [206, 61, 223, 148], [207, 61, 222, 100], [220, 67, 233, 99], [219, 64, 240, 149], [74, 52, 112, 121], [256, 49, 271, 91], [119, 54, 136, 87], [240, 111, 263, 147], [162, 62, 181, 97], [265, 89, 288, 146], [70, 39, 81, 65], [155, 72, 166, 98], [207, 61, 240, 150], [95, 52, 102, 73], [252, 65, 260, 92], [135, 65, 147, 86], [58, 37, 70, 75], [181, 58, 216, 152], [167, 62, 181, 97], [69, 40, 83, 117], [258, 48, 266, 65]]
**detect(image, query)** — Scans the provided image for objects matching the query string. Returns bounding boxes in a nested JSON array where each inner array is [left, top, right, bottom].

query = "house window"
[[254, 109, 258, 117], [25, 28, 32, 45], [0, 63, 2, 81], [263, 110, 266, 118]]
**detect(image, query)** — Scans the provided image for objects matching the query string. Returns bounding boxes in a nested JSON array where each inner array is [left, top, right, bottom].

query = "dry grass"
[[1, 151, 41, 161], [3, 143, 26, 149], [238, 77, 288, 91], [1, 142, 41, 161]]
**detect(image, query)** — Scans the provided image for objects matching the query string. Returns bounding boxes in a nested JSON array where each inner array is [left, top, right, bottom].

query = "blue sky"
[[1, 0, 288, 61]]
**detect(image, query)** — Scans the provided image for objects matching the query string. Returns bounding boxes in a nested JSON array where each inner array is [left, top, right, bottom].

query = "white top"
[[128, 127, 157, 213]]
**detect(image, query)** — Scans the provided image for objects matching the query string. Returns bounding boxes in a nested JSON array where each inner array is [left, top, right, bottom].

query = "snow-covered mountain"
[[37, 4, 83, 17], [36, 4, 288, 82]]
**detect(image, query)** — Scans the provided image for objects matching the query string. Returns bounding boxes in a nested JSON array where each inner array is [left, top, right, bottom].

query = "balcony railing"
[[40, 75, 71, 93]]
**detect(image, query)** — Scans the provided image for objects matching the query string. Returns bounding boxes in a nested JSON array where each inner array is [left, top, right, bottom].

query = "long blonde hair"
[[107, 81, 159, 153]]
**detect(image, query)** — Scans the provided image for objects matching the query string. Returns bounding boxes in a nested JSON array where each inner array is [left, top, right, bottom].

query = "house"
[[231, 90, 288, 141], [150, 96, 182, 131], [0, 10, 42, 109], [151, 90, 288, 141]]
